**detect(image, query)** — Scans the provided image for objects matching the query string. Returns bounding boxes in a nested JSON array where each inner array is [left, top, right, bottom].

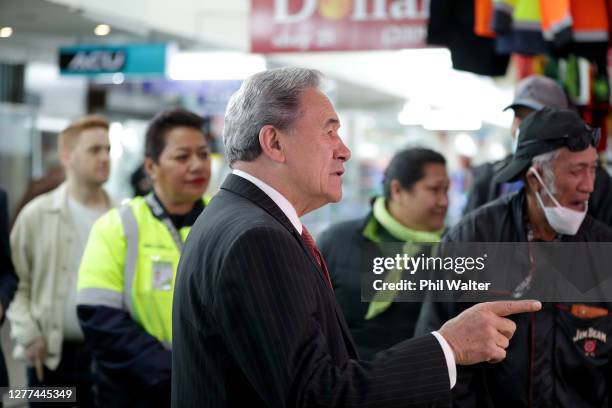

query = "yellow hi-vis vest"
[[76, 196, 205, 346]]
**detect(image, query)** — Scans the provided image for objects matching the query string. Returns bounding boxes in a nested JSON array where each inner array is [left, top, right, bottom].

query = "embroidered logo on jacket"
[[573, 327, 607, 357]]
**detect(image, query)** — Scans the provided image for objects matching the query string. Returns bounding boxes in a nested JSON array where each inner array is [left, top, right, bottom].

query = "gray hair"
[[531, 149, 561, 194], [222, 67, 322, 166]]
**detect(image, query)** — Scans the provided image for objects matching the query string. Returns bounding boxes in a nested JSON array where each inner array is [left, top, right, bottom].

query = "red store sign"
[[250, 0, 429, 53]]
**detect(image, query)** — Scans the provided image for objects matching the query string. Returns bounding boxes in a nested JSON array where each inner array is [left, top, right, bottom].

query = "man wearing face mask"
[[464, 75, 612, 228], [418, 107, 612, 407]]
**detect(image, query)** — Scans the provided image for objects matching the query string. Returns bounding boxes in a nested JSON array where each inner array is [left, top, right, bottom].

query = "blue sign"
[[59, 43, 167, 76]]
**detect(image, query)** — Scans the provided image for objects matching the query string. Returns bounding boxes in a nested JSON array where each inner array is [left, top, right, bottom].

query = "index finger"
[[483, 300, 542, 317]]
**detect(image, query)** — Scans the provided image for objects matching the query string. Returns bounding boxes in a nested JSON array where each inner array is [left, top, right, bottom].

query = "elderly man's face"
[[542, 146, 597, 212], [283, 88, 351, 210]]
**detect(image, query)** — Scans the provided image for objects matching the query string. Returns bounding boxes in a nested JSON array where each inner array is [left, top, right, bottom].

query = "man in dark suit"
[[172, 67, 542, 407], [0, 187, 18, 387]]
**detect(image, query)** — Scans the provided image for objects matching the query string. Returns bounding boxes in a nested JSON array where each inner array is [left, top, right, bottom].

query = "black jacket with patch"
[[419, 190, 612, 408]]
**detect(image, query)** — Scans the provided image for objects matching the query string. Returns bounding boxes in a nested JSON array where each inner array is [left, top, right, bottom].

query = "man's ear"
[[258, 125, 285, 163], [525, 167, 541, 193], [389, 179, 404, 201], [144, 157, 157, 181]]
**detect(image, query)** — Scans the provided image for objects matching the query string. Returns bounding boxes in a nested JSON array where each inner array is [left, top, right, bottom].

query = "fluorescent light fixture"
[[0, 27, 13, 38], [94, 24, 111, 36], [168, 52, 266, 80], [422, 109, 482, 131]]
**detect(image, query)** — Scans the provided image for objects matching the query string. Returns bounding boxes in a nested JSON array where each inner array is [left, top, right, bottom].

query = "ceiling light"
[[94, 24, 111, 36], [112, 73, 125, 85], [422, 109, 482, 131], [0, 27, 13, 38], [168, 52, 266, 80]]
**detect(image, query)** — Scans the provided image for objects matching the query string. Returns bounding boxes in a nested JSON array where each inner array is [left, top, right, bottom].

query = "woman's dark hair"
[[145, 108, 206, 162], [383, 148, 446, 201]]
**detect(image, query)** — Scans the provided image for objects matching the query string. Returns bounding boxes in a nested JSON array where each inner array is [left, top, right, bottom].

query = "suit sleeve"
[[212, 226, 451, 407], [77, 213, 170, 392], [0, 190, 17, 320]]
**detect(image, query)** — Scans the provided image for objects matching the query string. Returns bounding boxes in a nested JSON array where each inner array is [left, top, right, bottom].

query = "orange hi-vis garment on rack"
[[475, 0, 496, 38], [569, 0, 608, 43], [539, 0, 572, 47], [540, 0, 608, 46]]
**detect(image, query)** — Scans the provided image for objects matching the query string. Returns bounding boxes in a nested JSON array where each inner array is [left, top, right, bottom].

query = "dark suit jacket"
[[172, 174, 451, 407], [318, 213, 424, 360], [0, 187, 18, 387]]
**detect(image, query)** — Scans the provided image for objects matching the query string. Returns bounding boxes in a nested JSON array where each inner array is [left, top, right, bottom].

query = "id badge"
[[152, 261, 173, 291]]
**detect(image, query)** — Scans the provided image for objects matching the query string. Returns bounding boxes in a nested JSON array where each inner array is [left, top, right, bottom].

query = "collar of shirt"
[[232, 169, 302, 234]]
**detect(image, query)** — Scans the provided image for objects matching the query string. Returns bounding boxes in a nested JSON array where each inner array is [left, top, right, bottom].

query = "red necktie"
[[301, 226, 333, 289]]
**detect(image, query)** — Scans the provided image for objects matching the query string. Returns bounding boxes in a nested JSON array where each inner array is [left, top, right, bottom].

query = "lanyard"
[[145, 193, 184, 252]]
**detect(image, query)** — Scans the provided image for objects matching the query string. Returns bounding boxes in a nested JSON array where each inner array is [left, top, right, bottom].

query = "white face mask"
[[528, 167, 587, 236]]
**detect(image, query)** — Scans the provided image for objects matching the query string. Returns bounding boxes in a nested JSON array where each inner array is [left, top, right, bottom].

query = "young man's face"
[[65, 127, 111, 185]]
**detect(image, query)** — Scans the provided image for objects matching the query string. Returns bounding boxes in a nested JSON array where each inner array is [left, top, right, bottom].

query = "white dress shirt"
[[232, 169, 456, 388]]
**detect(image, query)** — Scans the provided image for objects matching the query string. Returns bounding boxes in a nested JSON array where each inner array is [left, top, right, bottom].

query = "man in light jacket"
[[8, 115, 113, 407]]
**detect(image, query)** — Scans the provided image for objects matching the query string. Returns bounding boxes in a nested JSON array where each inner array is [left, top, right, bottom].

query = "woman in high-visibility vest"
[[76, 108, 212, 408]]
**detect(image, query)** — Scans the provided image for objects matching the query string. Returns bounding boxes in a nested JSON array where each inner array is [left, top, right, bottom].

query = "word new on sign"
[[251, 0, 430, 53]]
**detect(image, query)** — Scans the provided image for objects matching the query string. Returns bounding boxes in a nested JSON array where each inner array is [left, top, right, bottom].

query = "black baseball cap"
[[495, 107, 600, 183]]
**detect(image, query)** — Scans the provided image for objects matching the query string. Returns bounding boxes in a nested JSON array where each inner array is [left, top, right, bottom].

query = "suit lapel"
[[220, 174, 358, 356], [220, 174, 326, 282]]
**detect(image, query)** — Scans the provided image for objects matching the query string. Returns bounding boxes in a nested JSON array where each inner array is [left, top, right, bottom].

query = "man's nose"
[[439, 192, 449, 208], [336, 138, 351, 162], [100, 148, 110, 162], [579, 171, 596, 194]]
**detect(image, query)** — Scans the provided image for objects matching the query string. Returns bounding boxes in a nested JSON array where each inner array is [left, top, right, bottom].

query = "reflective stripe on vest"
[[77, 287, 123, 308], [118, 202, 139, 319]]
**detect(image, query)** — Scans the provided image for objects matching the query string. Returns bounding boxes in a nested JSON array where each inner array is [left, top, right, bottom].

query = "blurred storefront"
[[6, 0, 607, 233]]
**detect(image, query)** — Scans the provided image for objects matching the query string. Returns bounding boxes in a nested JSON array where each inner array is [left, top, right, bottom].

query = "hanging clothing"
[[428, 0, 510, 76], [474, 0, 496, 38], [493, 0, 549, 55]]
